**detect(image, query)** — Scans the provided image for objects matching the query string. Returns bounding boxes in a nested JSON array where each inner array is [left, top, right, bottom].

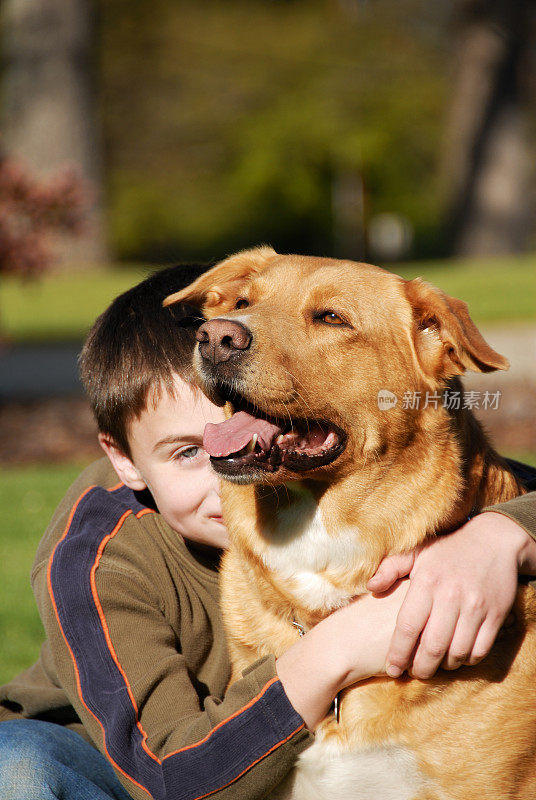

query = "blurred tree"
[[1, 0, 107, 266], [441, 0, 536, 256], [98, 0, 449, 263]]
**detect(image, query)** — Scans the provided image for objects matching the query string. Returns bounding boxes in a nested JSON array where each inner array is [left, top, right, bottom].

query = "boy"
[[0, 263, 535, 800]]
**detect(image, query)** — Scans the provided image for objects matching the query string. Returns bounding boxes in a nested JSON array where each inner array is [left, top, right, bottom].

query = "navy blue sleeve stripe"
[[161, 677, 304, 800], [109, 482, 155, 515], [48, 486, 164, 797], [48, 485, 305, 800]]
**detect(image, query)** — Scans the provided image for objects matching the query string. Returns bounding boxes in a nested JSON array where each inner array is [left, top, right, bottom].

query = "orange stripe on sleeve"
[[46, 489, 155, 799], [163, 676, 280, 759], [191, 722, 305, 800], [89, 514, 161, 765]]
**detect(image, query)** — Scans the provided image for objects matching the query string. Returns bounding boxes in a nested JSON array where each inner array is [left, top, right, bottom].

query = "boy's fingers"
[[385, 589, 433, 677], [367, 551, 416, 592], [441, 616, 484, 671], [464, 616, 504, 666], [442, 593, 501, 670], [409, 603, 460, 679]]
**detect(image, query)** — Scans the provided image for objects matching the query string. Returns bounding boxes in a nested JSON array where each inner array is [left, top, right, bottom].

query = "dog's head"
[[164, 247, 508, 485]]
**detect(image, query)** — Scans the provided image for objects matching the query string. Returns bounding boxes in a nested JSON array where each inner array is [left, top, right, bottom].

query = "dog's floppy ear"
[[163, 246, 277, 312], [404, 277, 509, 379]]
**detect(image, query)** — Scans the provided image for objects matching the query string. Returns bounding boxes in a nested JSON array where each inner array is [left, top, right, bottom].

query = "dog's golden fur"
[[166, 248, 536, 799]]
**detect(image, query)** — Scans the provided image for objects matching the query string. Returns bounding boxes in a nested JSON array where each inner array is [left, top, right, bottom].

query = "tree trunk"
[[332, 167, 366, 261], [2, 0, 108, 267], [441, 0, 535, 257]]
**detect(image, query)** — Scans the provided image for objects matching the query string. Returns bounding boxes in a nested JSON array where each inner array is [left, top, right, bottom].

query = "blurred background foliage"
[[3, 0, 536, 273], [98, 0, 449, 262]]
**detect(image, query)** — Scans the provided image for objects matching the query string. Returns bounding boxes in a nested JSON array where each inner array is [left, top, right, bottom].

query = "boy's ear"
[[98, 434, 147, 492], [162, 245, 277, 314]]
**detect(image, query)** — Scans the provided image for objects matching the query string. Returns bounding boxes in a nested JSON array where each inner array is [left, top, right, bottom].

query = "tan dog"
[[164, 247, 536, 800]]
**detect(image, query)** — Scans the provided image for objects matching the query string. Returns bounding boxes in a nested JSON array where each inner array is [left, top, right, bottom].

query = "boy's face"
[[101, 375, 229, 550]]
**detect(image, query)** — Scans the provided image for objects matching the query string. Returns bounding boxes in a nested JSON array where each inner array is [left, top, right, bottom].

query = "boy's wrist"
[[275, 617, 347, 731], [476, 511, 536, 574], [276, 582, 410, 727]]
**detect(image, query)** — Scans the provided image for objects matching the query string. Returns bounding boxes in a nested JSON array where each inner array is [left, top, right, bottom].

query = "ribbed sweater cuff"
[[483, 493, 536, 542], [242, 654, 314, 754]]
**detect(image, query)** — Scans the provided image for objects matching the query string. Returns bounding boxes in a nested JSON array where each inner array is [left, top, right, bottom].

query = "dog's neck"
[[319, 403, 520, 553], [224, 403, 522, 620]]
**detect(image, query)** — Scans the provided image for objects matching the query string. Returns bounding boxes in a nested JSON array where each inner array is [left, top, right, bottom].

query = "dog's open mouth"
[[203, 394, 347, 478]]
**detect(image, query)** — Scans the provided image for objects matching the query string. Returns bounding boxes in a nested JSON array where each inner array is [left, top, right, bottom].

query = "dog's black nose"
[[196, 318, 253, 365]]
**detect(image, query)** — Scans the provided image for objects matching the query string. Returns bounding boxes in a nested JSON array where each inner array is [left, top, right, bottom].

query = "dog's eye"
[[235, 298, 249, 310], [316, 311, 345, 325]]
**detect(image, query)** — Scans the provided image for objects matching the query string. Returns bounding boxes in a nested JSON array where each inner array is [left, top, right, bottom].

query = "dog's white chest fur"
[[272, 738, 427, 800], [258, 486, 429, 798], [259, 483, 363, 611]]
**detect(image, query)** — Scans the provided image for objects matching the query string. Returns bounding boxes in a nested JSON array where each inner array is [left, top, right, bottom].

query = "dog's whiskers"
[[278, 365, 316, 427]]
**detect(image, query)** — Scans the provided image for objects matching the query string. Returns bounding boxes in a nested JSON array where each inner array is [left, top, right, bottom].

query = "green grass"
[[394, 252, 536, 325], [0, 265, 149, 343], [0, 463, 87, 684], [1, 253, 535, 342]]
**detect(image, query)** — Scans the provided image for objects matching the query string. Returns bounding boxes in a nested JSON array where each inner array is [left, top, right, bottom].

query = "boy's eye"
[[174, 446, 201, 461]]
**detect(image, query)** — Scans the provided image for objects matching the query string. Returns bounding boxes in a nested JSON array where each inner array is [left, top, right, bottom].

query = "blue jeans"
[[0, 719, 133, 799]]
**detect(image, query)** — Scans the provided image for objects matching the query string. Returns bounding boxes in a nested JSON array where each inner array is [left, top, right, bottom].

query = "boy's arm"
[[483, 459, 536, 557], [276, 579, 410, 730], [481, 491, 536, 565], [32, 483, 312, 800], [368, 488, 536, 680], [40, 567, 310, 800]]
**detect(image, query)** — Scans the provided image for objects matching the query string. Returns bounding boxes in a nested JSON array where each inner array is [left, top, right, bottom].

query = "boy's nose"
[[196, 319, 252, 365]]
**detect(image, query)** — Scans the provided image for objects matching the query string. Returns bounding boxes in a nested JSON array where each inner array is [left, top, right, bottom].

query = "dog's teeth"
[[246, 433, 258, 453], [276, 435, 284, 444], [324, 432, 338, 448]]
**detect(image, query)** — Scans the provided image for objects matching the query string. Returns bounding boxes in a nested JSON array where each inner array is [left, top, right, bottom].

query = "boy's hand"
[[367, 512, 536, 680], [276, 579, 410, 730]]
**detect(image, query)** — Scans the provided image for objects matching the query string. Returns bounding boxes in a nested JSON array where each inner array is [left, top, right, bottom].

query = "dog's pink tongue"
[[204, 411, 281, 458]]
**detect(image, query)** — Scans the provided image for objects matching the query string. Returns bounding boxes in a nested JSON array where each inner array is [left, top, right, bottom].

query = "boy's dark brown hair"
[[79, 263, 211, 456]]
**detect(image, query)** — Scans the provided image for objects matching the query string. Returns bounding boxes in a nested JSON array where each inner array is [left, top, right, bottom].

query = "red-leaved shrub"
[[0, 155, 87, 277]]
